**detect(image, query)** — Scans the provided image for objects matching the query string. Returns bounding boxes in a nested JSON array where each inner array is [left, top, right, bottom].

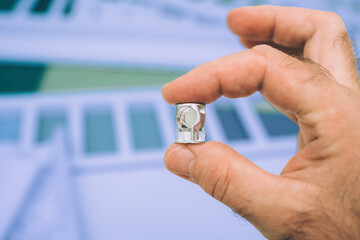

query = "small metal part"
[[176, 103, 206, 143]]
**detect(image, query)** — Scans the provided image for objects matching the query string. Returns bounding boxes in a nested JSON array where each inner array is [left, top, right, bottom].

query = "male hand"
[[162, 6, 360, 240]]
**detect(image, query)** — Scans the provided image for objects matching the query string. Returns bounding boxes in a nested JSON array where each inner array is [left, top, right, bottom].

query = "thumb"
[[165, 141, 319, 239], [165, 141, 284, 219]]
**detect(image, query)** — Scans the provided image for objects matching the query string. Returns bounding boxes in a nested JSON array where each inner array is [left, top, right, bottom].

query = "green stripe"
[[40, 66, 185, 91]]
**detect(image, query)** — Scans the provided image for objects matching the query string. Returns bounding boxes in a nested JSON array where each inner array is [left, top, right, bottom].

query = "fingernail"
[[165, 146, 195, 177]]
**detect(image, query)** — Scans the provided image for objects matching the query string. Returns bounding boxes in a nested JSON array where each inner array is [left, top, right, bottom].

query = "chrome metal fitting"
[[176, 103, 206, 143]]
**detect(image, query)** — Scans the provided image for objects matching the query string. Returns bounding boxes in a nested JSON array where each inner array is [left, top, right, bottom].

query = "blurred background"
[[0, 0, 359, 239]]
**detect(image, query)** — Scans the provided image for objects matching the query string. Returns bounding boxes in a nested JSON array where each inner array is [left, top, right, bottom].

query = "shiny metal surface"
[[176, 103, 206, 143]]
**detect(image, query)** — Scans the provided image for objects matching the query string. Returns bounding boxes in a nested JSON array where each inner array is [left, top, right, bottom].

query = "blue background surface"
[[0, 0, 359, 239]]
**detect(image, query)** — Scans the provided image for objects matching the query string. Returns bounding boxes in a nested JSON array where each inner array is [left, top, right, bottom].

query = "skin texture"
[[162, 6, 360, 240]]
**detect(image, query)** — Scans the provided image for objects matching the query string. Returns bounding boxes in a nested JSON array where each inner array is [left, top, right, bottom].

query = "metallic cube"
[[176, 103, 206, 143]]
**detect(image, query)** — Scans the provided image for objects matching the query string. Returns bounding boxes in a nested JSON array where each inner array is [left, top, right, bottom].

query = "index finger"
[[162, 45, 348, 143]]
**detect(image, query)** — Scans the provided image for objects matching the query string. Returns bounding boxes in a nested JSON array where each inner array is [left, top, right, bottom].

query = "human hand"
[[162, 6, 360, 240]]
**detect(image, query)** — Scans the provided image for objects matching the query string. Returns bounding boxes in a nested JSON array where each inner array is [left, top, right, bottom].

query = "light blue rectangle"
[[215, 104, 249, 141], [253, 100, 299, 137], [0, 111, 21, 143], [36, 109, 68, 143], [129, 105, 163, 150], [83, 107, 117, 155]]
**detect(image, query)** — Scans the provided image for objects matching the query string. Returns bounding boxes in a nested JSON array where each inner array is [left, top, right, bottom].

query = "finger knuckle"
[[321, 11, 345, 28], [332, 31, 353, 52], [251, 44, 281, 69], [251, 44, 274, 56], [317, 12, 352, 52], [215, 55, 256, 97]]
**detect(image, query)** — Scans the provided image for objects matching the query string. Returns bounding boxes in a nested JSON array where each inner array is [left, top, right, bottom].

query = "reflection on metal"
[[176, 103, 206, 143]]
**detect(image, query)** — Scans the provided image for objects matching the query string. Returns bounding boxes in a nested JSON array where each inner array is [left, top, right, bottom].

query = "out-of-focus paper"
[[0, 133, 81, 240], [0, 145, 47, 238]]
